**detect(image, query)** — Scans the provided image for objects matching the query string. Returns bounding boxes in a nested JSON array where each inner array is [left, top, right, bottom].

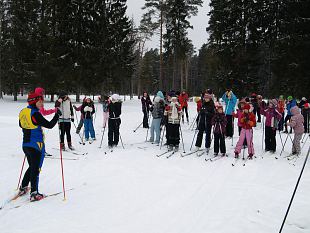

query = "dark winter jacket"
[[211, 112, 227, 135], [141, 96, 152, 112], [81, 102, 95, 119], [302, 108, 310, 123], [108, 101, 122, 119], [197, 100, 215, 131], [151, 98, 165, 119]]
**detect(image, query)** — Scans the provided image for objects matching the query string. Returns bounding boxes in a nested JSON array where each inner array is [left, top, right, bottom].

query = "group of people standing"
[[18, 88, 123, 201]]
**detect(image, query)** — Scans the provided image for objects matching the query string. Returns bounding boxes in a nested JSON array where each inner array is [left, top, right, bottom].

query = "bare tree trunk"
[[185, 58, 189, 91], [180, 59, 184, 91], [159, 7, 163, 90], [0, 6, 3, 99]]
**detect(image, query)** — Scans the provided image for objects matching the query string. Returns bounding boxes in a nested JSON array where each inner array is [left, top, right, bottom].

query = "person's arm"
[[31, 112, 59, 129], [91, 104, 95, 114], [39, 107, 57, 116], [70, 102, 74, 117]]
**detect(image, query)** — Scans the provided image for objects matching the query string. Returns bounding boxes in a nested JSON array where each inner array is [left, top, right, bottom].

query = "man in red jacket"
[[178, 90, 189, 124]]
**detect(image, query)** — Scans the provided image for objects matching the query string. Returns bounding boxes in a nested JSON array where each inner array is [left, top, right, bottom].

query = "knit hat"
[[304, 103, 310, 108], [287, 96, 293, 101], [156, 91, 164, 99], [279, 95, 284, 100], [168, 90, 176, 97], [269, 99, 278, 108], [35, 87, 45, 96], [243, 103, 251, 110], [111, 94, 120, 102], [154, 96, 161, 103], [302, 97, 307, 101], [27, 92, 43, 105]]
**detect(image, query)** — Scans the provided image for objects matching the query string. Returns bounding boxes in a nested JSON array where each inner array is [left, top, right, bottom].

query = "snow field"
[[0, 96, 309, 233]]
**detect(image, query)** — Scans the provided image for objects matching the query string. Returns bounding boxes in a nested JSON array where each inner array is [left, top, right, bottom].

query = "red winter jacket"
[[179, 93, 189, 108], [240, 112, 256, 129]]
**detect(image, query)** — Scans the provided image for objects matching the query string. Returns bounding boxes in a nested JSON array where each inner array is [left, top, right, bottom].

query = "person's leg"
[[294, 133, 302, 154], [22, 147, 41, 193], [185, 106, 189, 122], [89, 120, 95, 139], [108, 119, 114, 146], [84, 119, 90, 140], [150, 119, 155, 142], [103, 112, 109, 128], [114, 119, 121, 145], [173, 124, 180, 146], [257, 107, 261, 122], [235, 129, 246, 154], [214, 133, 220, 154], [246, 130, 255, 155], [226, 115, 233, 137], [205, 124, 212, 149], [220, 133, 226, 154], [195, 130, 204, 148], [59, 122, 65, 143], [154, 118, 161, 143], [143, 110, 148, 128], [265, 126, 271, 151], [270, 128, 277, 152], [65, 122, 72, 144]]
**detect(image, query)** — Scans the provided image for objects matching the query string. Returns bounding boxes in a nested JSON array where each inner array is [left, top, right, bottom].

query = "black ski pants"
[[108, 119, 121, 146], [166, 123, 180, 146], [195, 124, 212, 148], [265, 126, 277, 152], [226, 115, 234, 137], [143, 110, 149, 128], [182, 106, 189, 122], [214, 133, 226, 154], [21, 147, 42, 193], [59, 122, 71, 143]]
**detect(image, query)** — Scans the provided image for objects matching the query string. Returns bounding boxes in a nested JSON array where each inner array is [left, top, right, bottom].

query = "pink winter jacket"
[[287, 106, 304, 134]]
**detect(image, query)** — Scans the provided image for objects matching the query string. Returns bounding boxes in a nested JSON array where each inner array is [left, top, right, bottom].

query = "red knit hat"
[[243, 103, 251, 110], [27, 92, 43, 105], [304, 103, 310, 108]]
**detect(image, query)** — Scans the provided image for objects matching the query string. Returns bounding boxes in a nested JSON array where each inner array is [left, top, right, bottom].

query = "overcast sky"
[[126, 0, 211, 52]]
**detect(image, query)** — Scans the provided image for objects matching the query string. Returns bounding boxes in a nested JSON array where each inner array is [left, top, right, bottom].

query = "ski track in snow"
[[0, 96, 309, 233]]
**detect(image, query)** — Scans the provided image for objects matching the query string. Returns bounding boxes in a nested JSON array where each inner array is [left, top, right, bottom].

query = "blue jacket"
[[222, 92, 237, 115], [286, 100, 297, 116]]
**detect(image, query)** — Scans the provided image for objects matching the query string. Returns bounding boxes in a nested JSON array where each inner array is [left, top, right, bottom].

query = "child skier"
[[179, 90, 189, 124], [284, 96, 297, 133], [99, 95, 110, 128], [19, 92, 60, 201], [55, 92, 74, 150], [195, 93, 215, 153], [302, 103, 310, 134], [164, 96, 182, 151], [261, 99, 282, 153], [277, 95, 285, 131], [234, 103, 256, 159], [141, 91, 152, 128], [221, 89, 237, 138], [73, 97, 86, 134], [81, 97, 96, 141], [149, 95, 165, 145], [107, 94, 122, 148], [211, 105, 227, 156], [287, 106, 304, 155]]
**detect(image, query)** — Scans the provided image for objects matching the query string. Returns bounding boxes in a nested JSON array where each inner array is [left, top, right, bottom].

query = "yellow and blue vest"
[[19, 106, 45, 153]]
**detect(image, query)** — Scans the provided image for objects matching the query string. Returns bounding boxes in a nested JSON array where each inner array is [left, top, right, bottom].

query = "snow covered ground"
[[0, 95, 309, 233]]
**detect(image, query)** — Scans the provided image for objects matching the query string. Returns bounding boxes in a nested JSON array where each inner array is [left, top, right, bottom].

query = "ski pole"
[[145, 112, 151, 141], [231, 116, 234, 146], [119, 132, 125, 149], [301, 133, 306, 143], [278, 130, 284, 148], [189, 113, 198, 130], [99, 127, 106, 149], [59, 104, 66, 200], [93, 103, 98, 125], [279, 133, 290, 157], [73, 121, 85, 145], [160, 125, 166, 150], [16, 156, 26, 190], [279, 145, 310, 233], [133, 122, 143, 133], [301, 134, 309, 150], [179, 124, 186, 153], [190, 130, 198, 151], [262, 115, 265, 151], [74, 108, 79, 124]]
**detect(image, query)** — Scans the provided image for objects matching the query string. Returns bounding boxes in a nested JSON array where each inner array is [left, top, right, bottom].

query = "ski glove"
[[71, 118, 74, 122], [56, 108, 62, 117]]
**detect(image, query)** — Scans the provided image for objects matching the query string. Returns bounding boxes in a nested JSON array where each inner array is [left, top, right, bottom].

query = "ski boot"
[[18, 186, 30, 196], [168, 145, 173, 151], [68, 142, 74, 150], [30, 191, 45, 202], [234, 152, 239, 158], [206, 147, 210, 154], [214, 153, 218, 156], [221, 153, 226, 157], [60, 143, 66, 151], [174, 145, 179, 152], [248, 154, 253, 160]]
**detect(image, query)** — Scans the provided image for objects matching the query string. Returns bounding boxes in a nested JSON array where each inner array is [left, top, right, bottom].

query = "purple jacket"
[[287, 106, 304, 134], [211, 112, 227, 135], [261, 107, 282, 128]]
